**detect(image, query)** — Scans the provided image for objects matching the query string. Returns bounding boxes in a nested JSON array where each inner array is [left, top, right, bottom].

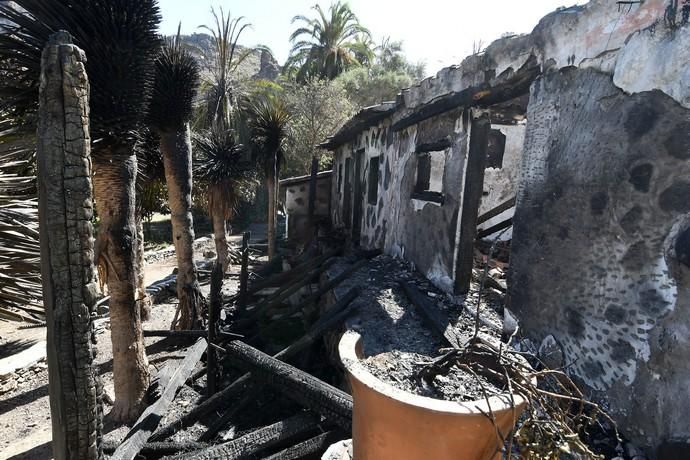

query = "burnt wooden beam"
[[401, 282, 461, 348], [224, 340, 353, 430], [111, 338, 207, 460], [207, 262, 223, 395], [237, 232, 250, 314], [415, 137, 452, 153], [150, 288, 360, 442], [246, 248, 341, 295], [477, 196, 516, 225], [261, 430, 345, 460], [454, 113, 491, 294], [476, 217, 513, 239], [171, 412, 321, 460], [197, 385, 262, 442], [392, 56, 539, 132], [102, 441, 209, 456]]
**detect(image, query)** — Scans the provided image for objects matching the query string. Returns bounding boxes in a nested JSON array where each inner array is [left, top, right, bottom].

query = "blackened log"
[[208, 262, 223, 395], [169, 412, 320, 460], [261, 430, 345, 460], [224, 341, 353, 430], [111, 339, 207, 460], [102, 441, 208, 456], [150, 288, 358, 442], [401, 282, 461, 348], [237, 232, 250, 314], [197, 385, 262, 442]]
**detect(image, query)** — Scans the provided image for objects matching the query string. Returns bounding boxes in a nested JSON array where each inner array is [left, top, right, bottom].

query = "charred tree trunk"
[[209, 183, 231, 272], [160, 125, 206, 330], [37, 31, 103, 459], [267, 154, 277, 260]]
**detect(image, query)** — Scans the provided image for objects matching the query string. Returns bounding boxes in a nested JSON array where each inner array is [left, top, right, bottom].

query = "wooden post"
[[37, 31, 102, 460], [238, 231, 250, 314], [454, 111, 491, 294], [307, 154, 319, 221], [207, 262, 223, 395]]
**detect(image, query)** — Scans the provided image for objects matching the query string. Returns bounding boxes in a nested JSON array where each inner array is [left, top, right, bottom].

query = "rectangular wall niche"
[[413, 150, 446, 203], [368, 156, 380, 205]]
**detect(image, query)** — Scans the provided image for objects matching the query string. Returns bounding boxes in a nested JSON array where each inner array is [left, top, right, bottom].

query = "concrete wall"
[[509, 67, 690, 452], [280, 172, 331, 241]]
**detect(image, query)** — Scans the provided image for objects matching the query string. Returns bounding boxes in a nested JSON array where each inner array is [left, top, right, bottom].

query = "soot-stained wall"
[[330, 110, 470, 292], [509, 67, 690, 448], [281, 172, 331, 241]]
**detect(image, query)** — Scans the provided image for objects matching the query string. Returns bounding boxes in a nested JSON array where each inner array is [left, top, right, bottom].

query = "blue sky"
[[159, 0, 585, 76]]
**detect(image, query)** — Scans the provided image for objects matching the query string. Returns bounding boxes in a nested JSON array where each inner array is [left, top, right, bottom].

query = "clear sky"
[[159, 0, 585, 76]]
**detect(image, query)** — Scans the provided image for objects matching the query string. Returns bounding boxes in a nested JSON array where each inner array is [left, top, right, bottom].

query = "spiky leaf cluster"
[[194, 127, 254, 186], [135, 128, 163, 189], [150, 31, 200, 132], [0, 0, 161, 147], [248, 96, 291, 177]]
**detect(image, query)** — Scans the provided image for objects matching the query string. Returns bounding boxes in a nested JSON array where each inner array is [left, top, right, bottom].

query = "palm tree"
[[198, 7, 253, 128], [0, 0, 161, 422], [194, 127, 256, 271], [286, 1, 371, 82], [248, 96, 291, 260], [150, 30, 207, 330]]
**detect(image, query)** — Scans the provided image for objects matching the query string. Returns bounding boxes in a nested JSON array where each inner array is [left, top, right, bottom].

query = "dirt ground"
[[0, 234, 237, 460]]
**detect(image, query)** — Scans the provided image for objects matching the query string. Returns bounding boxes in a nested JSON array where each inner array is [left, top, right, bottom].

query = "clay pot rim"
[[339, 330, 529, 416]]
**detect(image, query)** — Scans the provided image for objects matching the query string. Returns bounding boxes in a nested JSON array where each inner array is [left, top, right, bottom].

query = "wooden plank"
[[237, 232, 250, 314], [110, 338, 207, 460], [476, 217, 513, 239], [172, 412, 320, 460], [261, 430, 344, 460], [143, 330, 206, 338], [454, 114, 490, 294], [392, 56, 539, 132], [224, 341, 353, 430], [476, 196, 516, 225]]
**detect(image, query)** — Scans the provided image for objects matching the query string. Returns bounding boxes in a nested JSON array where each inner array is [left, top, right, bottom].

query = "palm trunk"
[[160, 125, 206, 330], [93, 148, 149, 422], [267, 154, 277, 260], [210, 184, 230, 272]]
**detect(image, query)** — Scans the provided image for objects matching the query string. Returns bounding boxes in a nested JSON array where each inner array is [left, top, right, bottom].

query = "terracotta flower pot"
[[338, 331, 529, 460]]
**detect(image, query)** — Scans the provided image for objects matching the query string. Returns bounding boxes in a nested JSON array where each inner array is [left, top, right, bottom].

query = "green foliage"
[[335, 66, 413, 108], [286, 1, 371, 82], [334, 37, 425, 109], [283, 78, 355, 177], [150, 26, 201, 132], [0, 0, 162, 147], [197, 6, 254, 128]]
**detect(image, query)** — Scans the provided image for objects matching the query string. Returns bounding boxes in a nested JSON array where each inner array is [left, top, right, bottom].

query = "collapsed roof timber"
[[281, 0, 690, 455]]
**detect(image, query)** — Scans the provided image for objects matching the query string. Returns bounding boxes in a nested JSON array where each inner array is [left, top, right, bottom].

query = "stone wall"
[[280, 171, 331, 241], [509, 66, 690, 453]]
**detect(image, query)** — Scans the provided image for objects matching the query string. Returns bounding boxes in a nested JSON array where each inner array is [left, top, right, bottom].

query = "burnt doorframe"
[[454, 110, 491, 293]]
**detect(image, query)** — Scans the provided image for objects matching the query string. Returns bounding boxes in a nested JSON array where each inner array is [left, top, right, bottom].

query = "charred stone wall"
[[280, 172, 332, 241], [509, 67, 690, 451]]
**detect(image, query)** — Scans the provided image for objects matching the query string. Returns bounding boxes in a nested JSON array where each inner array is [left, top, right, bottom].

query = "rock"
[[538, 334, 565, 369], [0, 373, 17, 394], [203, 250, 216, 259]]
